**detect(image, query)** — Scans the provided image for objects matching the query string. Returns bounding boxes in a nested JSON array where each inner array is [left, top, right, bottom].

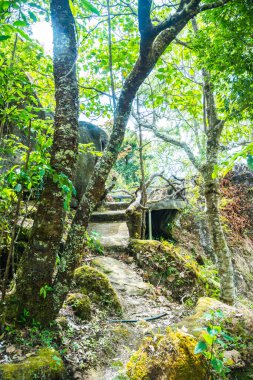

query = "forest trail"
[[84, 204, 186, 379]]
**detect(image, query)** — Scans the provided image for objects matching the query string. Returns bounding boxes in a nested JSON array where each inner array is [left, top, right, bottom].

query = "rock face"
[[74, 121, 108, 201], [0, 348, 65, 380], [0, 121, 108, 202], [91, 256, 152, 297]]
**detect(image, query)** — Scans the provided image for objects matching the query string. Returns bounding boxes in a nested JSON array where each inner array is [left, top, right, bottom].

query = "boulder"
[[126, 297, 253, 380], [66, 292, 92, 320], [0, 348, 65, 380], [126, 329, 205, 380], [73, 121, 108, 202], [74, 265, 122, 314]]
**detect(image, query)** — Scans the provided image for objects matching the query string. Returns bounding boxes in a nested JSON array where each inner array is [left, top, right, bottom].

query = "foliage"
[[129, 240, 219, 302], [85, 231, 104, 255], [194, 309, 234, 378]]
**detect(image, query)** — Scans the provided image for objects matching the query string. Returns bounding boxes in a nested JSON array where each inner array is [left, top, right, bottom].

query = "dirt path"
[[84, 253, 185, 380]]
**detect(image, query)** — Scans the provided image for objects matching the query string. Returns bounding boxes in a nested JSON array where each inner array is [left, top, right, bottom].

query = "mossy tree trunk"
[[201, 70, 235, 304], [6, 0, 79, 322]]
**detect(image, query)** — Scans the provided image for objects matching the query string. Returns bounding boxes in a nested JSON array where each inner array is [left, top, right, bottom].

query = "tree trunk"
[[5, 0, 79, 323], [202, 69, 235, 304], [204, 174, 235, 304]]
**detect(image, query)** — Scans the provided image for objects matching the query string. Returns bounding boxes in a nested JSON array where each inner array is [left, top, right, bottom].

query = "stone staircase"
[[87, 201, 130, 253]]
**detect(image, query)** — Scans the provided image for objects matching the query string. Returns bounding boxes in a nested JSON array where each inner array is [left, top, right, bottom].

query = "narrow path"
[[70, 202, 187, 379], [85, 214, 186, 379]]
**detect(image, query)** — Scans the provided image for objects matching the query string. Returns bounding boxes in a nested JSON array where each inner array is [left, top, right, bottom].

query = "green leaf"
[[13, 20, 28, 27], [211, 358, 224, 373], [202, 332, 216, 345], [221, 332, 234, 341], [0, 35, 11, 41], [81, 0, 100, 15], [15, 183, 22, 192], [214, 310, 224, 318], [28, 11, 37, 22], [194, 341, 207, 354]]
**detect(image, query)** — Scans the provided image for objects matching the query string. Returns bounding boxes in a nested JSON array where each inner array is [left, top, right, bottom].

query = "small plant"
[[39, 284, 54, 299], [85, 231, 104, 255], [194, 309, 234, 379], [18, 308, 30, 324]]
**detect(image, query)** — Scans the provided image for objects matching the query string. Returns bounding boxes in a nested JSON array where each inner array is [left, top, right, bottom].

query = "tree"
[[4, 0, 234, 325], [137, 9, 253, 304], [5, 0, 79, 323]]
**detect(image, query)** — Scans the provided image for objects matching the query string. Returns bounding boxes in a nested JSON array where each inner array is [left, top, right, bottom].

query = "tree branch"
[[145, 124, 201, 170], [138, 0, 153, 38], [199, 0, 232, 12], [79, 85, 113, 98]]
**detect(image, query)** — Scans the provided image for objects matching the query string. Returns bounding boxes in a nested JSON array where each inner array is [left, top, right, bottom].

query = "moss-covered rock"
[[74, 265, 122, 314], [178, 297, 253, 340], [66, 293, 92, 320], [178, 297, 253, 371], [126, 298, 253, 379], [128, 239, 219, 302], [0, 348, 65, 380], [126, 329, 205, 380]]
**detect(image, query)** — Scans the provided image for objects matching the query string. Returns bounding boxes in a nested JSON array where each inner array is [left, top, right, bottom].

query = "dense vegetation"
[[0, 0, 252, 379]]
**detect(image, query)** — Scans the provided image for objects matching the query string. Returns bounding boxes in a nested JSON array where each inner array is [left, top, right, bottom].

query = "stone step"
[[98, 201, 130, 211], [87, 221, 129, 249], [90, 210, 126, 223]]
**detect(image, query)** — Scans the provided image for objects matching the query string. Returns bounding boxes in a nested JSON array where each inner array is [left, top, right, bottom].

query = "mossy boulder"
[[74, 265, 122, 314], [178, 297, 253, 341], [66, 293, 92, 320], [126, 329, 205, 380], [128, 239, 219, 302], [0, 348, 65, 380], [178, 297, 253, 370], [126, 298, 253, 379]]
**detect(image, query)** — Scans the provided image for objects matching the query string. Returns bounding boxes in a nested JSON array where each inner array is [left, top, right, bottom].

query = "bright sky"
[[32, 21, 53, 55]]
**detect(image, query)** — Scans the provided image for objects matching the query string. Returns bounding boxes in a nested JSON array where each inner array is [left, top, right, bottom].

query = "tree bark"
[[201, 71, 235, 304], [5, 0, 79, 323]]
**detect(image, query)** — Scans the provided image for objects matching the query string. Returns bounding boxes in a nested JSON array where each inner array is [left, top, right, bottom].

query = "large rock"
[[0, 121, 108, 203], [91, 256, 152, 297], [126, 297, 253, 380], [74, 121, 108, 201], [73, 265, 122, 315], [177, 297, 253, 339], [126, 329, 205, 380], [0, 348, 65, 380]]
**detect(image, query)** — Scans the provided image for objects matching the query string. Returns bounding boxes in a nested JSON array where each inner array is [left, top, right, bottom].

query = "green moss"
[[128, 240, 218, 302], [66, 293, 92, 320], [126, 329, 206, 380], [56, 316, 68, 330], [91, 258, 113, 274], [0, 348, 64, 380], [74, 265, 122, 314]]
